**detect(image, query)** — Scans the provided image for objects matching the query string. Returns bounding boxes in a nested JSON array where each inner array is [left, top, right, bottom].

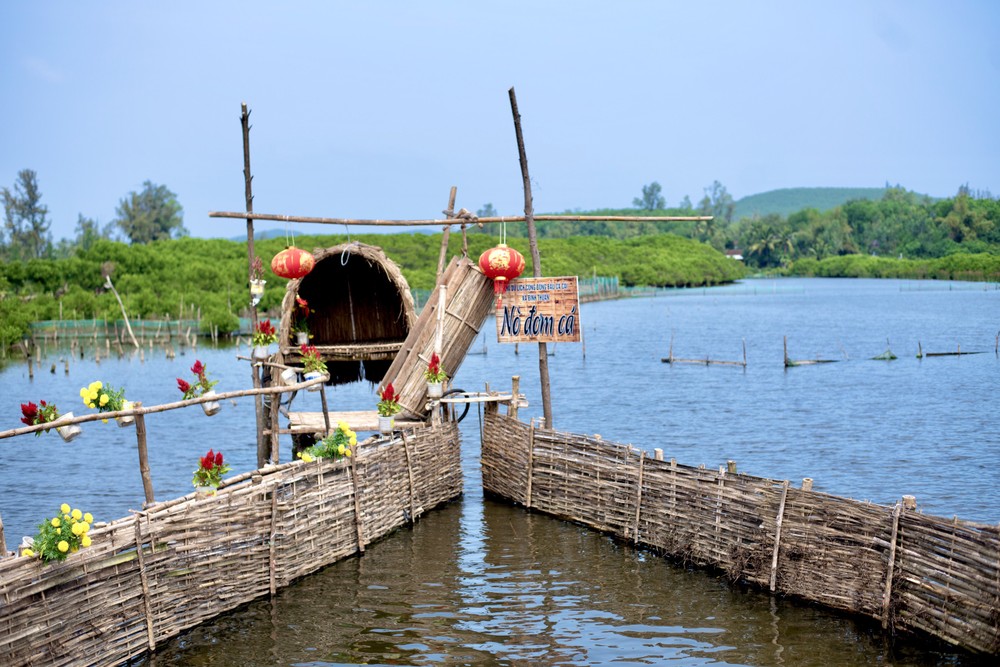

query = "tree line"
[[1, 169, 186, 262], [505, 180, 1000, 272]]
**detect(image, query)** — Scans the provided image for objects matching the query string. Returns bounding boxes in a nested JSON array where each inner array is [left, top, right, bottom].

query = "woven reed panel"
[[893, 512, 1000, 654], [0, 422, 461, 667], [480, 410, 999, 656], [480, 407, 531, 505]]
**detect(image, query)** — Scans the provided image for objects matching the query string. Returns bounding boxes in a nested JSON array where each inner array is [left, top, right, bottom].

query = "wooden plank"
[[287, 410, 423, 434]]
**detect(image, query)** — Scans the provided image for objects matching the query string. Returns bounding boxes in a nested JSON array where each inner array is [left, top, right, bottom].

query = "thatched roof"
[[278, 242, 415, 385]]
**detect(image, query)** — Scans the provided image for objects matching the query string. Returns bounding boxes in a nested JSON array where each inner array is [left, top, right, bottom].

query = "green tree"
[[633, 182, 665, 210], [2, 169, 52, 260], [74, 214, 117, 252], [114, 181, 187, 244], [697, 180, 735, 225], [476, 203, 496, 218]]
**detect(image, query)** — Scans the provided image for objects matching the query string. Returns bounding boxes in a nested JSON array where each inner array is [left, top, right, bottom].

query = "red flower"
[[200, 449, 215, 471], [191, 360, 205, 377], [20, 401, 38, 426], [214, 451, 224, 468], [380, 383, 399, 402], [295, 296, 310, 317], [428, 352, 441, 376], [177, 378, 192, 395], [255, 320, 275, 336]]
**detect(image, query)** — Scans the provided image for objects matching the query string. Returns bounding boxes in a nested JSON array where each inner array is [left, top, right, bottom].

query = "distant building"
[[725, 249, 744, 261]]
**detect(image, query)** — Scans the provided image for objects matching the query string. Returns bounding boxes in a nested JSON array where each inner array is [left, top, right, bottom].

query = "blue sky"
[[2, 1, 998, 241]]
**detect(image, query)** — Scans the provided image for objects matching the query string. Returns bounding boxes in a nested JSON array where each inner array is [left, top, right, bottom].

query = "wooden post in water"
[[241, 102, 267, 468], [0, 512, 6, 556], [133, 403, 155, 505], [509, 86, 553, 429], [801, 477, 813, 491]]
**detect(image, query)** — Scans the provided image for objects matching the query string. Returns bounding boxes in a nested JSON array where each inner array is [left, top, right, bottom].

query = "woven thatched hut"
[[278, 242, 416, 385]]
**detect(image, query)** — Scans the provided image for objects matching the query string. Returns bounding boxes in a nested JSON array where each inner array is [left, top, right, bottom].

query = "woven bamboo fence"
[[480, 408, 999, 655], [0, 422, 461, 667]]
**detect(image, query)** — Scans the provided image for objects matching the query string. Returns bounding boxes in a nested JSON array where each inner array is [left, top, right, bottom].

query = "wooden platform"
[[287, 410, 424, 434], [280, 341, 403, 361]]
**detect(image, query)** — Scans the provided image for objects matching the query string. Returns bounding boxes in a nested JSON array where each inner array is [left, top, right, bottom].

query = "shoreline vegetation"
[[1, 184, 998, 350]]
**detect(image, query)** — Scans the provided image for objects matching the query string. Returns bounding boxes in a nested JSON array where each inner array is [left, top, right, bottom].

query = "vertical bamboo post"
[[241, 103, 267, 469], [508, 375, 520, 419], [801, 477, 813, 491], [133, 516, 156, 652], [632, 450, 646, 544], [319, 384, 331, 435], [770, 480, 790, 592], [525, 421, 535, 508], [508, 86, 553, 429], [881, 502, 902, 629], [134, 404, 154, 505], [268, 489, 278, 596], [269, 380, 280, 464], [727, 460, 737, 474], [0, 512, 6, 556], [436, 186, 457, 283]]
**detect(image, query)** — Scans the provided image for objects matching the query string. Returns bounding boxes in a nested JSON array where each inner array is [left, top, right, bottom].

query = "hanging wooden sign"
[[496, 276, 581, 343]]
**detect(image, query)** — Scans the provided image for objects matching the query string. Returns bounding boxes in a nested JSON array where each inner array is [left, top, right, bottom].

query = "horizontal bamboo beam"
[[0, 376, 326, 441], [208, 211, 712, 226]]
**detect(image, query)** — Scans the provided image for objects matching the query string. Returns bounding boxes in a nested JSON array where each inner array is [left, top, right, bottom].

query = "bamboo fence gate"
[[0, 422, 462, 666], [480, 407, 999, 656]]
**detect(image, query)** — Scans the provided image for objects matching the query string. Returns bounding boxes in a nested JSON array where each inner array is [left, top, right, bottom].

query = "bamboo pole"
[[241, 102, 267, 469], [207, 210, 712, 226], [509, 86, 553, 429], [133, 515, 156, 652], [105, 276, 140, 349], [0, 376, 326, 441], [882, 502, 902, 629], [134, 406, 155, 505], [769, 480, 790, 592], [436, 186, 457, 282]]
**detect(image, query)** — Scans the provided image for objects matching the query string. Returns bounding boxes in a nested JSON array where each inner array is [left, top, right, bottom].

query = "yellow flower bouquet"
[[298, 421, 357, 462], [21, 503, 95, 562], [80, 380, 132, 426]]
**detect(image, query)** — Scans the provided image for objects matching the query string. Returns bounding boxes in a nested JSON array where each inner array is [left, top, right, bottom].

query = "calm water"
[[1, 277, 997, 666]]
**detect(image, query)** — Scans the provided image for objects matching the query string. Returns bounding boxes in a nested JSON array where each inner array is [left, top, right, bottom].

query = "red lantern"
[[478, 243, 525, 295], [270, 246, 315, 279]]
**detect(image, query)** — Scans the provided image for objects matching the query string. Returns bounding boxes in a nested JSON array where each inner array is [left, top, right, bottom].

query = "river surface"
[[1, 278, 997, 666]]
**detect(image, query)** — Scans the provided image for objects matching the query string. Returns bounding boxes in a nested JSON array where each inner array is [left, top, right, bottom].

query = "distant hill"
[[733, 187, 889, 219]]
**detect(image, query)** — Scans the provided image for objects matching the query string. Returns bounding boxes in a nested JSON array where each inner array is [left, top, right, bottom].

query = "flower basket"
[[376, 382, 401, 434], [280, 367, 299, 386], [251, 320, 277, 362], [249, 278, 266, 307], [192, 449, 230, 492], [201, 390, 221, 416], [55, 413, 82, 443], [178, 360, 221, 416], [296, 331, 309, 345], [378, 414, 394, 434], [424, 353, 448, 400], [303, 370, 326, 392], [116, 400, 135, 428]]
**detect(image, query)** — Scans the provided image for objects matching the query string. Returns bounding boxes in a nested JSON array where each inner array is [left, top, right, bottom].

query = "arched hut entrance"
[[277, 242, 416, 385]]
